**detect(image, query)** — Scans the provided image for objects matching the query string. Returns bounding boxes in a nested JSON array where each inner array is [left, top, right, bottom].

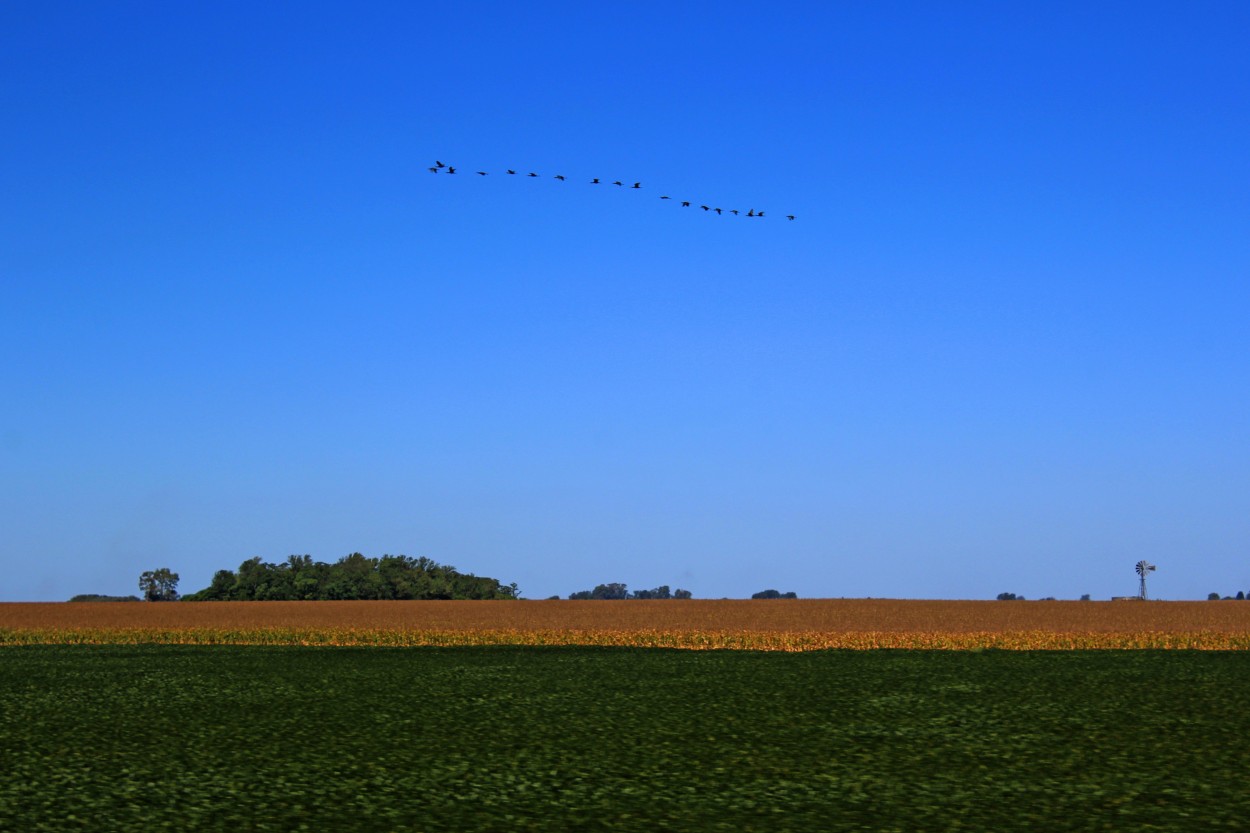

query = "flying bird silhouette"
[[429, 161, 795, 223]]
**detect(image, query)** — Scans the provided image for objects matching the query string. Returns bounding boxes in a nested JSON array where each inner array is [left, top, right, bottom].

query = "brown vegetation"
[[2, 599, 1249, 649]]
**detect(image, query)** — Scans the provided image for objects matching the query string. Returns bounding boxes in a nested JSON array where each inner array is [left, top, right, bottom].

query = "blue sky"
[[2, 1, 1247, 601]]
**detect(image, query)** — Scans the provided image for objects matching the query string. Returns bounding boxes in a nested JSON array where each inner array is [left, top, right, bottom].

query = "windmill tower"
[[1136, 560, 1156, 600]]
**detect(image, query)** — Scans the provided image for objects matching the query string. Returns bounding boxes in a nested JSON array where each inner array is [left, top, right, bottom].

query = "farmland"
[[3, 645, 1249, 831], [2, 599, 1249, 649]]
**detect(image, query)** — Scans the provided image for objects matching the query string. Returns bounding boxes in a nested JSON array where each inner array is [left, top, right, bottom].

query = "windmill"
[[1136, 560, 1156, 600]]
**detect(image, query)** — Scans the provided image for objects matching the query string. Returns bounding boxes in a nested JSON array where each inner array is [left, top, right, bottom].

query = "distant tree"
[[183, 553, 517, 601], [568, 583, 692, 599], [1079, 594, 1091, 601], [1238, 591, 1246, 601], [996, 592, 1024, 601], [752, 589, 798, 599], [69, 594, 140, 602], [139, 568, 180, 602], [591, 583, 629, 600], [630, 585, 671, 600], [1208, 592, 1222, 600]]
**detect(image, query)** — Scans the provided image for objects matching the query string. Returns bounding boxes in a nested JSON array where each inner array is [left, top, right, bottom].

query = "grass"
[[2, 646, 1248, 831]]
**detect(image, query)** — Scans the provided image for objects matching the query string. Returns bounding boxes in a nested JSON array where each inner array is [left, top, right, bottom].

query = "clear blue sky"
[[3, 1, 1247, 601]]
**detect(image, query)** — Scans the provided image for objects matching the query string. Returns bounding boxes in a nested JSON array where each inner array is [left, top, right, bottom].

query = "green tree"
[[139, 568, 180, 602]]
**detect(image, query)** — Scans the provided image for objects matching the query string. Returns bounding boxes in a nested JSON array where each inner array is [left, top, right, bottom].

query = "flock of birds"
[[428, 160, 795, 221]]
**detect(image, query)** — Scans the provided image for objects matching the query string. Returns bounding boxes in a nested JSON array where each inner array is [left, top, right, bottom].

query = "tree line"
[[178, 554, 519, 601], [566, 583, 692, 600]]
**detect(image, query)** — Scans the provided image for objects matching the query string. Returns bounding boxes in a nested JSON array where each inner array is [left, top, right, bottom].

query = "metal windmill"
[[1136, 560, 1156, 600]]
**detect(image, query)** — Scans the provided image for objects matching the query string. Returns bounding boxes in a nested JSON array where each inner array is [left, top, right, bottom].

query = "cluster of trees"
[[69, 594, 140, 602], [1208, 591, 1250, 600], [751, 589, 798, 599], [182, 554, 519, 601], [567, 583, 692, 600], [995, 592, 1095, 600]]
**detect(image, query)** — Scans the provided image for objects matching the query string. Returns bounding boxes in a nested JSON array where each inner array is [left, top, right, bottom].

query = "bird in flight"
[[429, 160, 793, 222]]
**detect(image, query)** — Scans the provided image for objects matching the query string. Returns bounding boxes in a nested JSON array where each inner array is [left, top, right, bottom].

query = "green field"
[[1, 647, 1246, 831]]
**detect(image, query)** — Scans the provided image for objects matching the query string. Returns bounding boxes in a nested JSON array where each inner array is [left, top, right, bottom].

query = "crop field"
[[2, 599, 1249, 649], [2, 645, 1248, 832]]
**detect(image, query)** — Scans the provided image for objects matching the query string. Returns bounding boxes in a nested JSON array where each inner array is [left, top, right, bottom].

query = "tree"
[[139, 568, 180, 602], [673, 588, 692, 599], [1238, 591, 1246, 601], [1080, 594, 1091, 601], [752, 589, 798, 599], [1208, 592, 1222, 600], [183, 553, 518, 601], [996, 592, 1024, 601], [69, 594, 140, 602], [630, 585, 671, 600]]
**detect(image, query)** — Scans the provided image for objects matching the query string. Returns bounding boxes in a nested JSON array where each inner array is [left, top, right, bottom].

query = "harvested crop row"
[[3, 627, 1250, 650], [4, 599, 1250, 634]]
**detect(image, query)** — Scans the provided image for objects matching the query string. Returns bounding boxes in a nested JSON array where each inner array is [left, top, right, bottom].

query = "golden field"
[[3, 599, 1249, 650]]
